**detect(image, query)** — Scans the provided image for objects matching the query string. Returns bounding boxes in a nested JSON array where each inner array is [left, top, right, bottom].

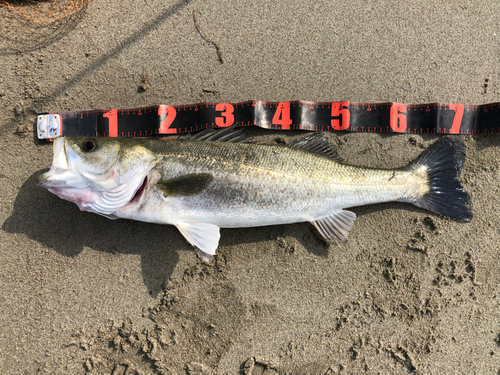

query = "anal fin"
[[311, 210, 356, 242], [176, 222, 220, 262]]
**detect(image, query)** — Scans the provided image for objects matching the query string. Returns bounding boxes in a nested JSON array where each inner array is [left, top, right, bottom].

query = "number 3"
[[215, 103, 234, 127]]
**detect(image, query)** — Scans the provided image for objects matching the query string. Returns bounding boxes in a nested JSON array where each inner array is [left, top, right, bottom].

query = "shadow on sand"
[[2, 171, 186, 296], [3, 170, 340, 297]]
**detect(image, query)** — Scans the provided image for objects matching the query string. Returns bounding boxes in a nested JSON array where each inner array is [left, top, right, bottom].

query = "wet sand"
[[1, 1, 500, 373]]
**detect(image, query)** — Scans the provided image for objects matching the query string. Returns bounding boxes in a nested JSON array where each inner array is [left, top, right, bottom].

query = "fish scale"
[[36, 131, 471, 261], [149, 141, 420, 226]]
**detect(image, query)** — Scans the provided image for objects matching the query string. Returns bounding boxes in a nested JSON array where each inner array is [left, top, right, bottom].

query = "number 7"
[[449, 104, 464, 134]]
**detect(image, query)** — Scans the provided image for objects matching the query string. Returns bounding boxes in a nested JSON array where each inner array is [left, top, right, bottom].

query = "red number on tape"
[[158, 105, 177, 134], [272, 102, 292, 130], [215, 103, 235, 127], [390, 103, 407, 133], [103, 109, 118, 137], [449, 104, 464, 134], [331, 101, 350, 130]]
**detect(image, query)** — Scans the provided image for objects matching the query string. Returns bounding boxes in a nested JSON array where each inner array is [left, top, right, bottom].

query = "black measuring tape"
[[36, 101, 500, 140]]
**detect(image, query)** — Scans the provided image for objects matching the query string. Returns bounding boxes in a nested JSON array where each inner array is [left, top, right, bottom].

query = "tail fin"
[[406, 137, 472, 222]]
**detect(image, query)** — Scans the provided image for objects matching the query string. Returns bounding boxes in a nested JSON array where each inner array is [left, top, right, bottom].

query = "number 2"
[[158, 105, 177, 134]]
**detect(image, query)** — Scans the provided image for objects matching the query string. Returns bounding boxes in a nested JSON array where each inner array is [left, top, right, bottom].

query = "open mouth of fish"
[[35, 138, 153, 215]]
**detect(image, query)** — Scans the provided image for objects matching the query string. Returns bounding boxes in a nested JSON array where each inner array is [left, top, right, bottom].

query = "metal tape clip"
[[37, 114, 61, 139]]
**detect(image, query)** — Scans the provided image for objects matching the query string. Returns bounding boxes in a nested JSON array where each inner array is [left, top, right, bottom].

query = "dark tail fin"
[[405, 137, 472, 222]]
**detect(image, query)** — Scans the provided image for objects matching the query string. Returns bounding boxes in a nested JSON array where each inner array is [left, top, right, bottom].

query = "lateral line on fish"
[[36, 131, 471, 262]]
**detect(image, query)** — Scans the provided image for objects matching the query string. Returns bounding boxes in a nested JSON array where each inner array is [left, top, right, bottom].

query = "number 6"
[[390, 103, 407, 133]]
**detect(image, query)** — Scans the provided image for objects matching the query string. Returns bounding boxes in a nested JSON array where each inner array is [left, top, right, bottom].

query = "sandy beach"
[[1, 1, 500, 373]]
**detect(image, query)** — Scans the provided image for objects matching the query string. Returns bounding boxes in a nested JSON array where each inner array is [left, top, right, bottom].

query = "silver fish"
[[36, 129, 471, 261]]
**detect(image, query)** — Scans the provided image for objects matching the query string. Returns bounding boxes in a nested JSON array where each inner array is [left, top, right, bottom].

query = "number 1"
[[103, 109, 118, 137]]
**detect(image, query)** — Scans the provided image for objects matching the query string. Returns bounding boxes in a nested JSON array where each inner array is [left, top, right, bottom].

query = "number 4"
[[272, 102, 292, 129]]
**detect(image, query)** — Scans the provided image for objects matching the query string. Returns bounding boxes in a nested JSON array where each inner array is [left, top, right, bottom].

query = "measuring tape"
[[37, 101, 500, 139]]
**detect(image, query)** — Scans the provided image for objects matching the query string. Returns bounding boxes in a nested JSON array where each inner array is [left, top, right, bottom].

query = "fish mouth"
[[35, 137, 80, 189], [34, 171, 48, 186], [37, 137, 156, 215]]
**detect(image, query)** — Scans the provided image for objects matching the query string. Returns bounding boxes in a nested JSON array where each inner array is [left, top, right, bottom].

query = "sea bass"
[[36, 129, 471, 261]]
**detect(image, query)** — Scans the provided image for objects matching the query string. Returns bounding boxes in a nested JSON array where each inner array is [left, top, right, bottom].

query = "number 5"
[[331, 102, 350, 130]]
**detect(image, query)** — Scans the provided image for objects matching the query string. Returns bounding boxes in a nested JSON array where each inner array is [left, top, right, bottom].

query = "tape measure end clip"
[[37, 114, 61, 139]]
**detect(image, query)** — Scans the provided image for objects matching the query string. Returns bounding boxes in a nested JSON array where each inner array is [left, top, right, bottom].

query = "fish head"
[[36, 137, 158, 216]]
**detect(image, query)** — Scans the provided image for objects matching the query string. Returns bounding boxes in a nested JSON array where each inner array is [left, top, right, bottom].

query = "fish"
[[35, 128, 472, 261]]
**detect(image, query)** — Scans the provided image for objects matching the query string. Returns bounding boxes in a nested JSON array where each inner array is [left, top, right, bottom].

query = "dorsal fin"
[[184, 126, 246, 143], [288, 133, 342, 162]]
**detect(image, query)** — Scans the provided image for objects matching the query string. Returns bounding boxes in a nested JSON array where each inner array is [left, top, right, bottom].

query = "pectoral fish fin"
[[156, 173, 214, 197], [311, 210, 356, 242], [176, 222, 220, 262], [288, 133, 342, 162]]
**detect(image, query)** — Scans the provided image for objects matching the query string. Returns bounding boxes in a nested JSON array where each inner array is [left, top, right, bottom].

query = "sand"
[[1, 0, 500, 373]]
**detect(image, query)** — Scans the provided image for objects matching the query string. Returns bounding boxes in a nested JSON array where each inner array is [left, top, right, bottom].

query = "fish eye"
[[82, 138, 97, 152]]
